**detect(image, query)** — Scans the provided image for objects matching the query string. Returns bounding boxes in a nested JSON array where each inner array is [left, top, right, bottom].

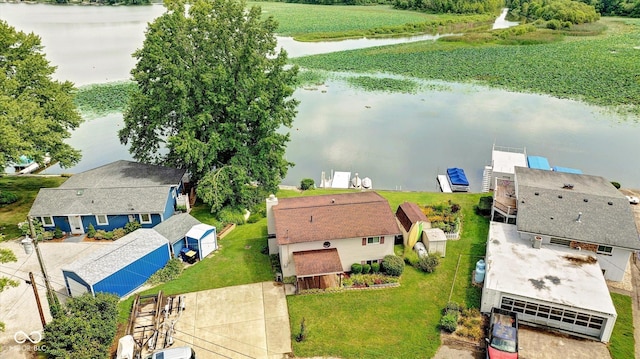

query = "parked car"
[[146, 346, 195, 359], [486, 308, 518, 359], [626, 195, 639, 205], [413, 242, 427, 258]]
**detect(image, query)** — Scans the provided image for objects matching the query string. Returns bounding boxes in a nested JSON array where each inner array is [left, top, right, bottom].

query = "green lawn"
[[610, 293, 635, 359], [0, 176, 67, 240]]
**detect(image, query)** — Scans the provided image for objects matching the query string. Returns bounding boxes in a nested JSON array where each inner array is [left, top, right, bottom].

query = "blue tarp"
[[446, 167, 469, 186], [552, 166, 583, 174], [527, 156, 551, 170], [493, 323, 516, 341]]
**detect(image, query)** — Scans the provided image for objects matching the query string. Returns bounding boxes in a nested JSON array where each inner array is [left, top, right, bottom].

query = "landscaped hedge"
[[382, 254, 404, 276]]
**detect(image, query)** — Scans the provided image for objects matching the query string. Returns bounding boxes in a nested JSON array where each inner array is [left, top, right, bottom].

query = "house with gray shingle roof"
[[266, 192, 401, 290], [29, 160, 186, 234], [493, 167, 640, 281]]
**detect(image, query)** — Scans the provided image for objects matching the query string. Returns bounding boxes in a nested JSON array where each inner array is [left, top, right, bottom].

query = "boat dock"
[[437, 175, 453, 193]]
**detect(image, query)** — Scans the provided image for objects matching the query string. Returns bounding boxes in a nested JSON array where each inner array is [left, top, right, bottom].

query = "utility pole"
[[28, 216, 59, 316], [27, 272, 47, 327]]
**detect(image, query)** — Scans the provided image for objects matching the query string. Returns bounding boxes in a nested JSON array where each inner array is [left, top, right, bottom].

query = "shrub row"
[[87, 221, 141, 240]]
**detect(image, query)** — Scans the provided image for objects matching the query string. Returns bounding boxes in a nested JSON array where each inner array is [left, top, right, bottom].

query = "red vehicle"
[[486, 308, 518, 359]]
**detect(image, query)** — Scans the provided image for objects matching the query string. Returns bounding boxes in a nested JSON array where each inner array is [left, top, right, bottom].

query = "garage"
[[481, 222, 617, 342], [62, 229, 171, 298]]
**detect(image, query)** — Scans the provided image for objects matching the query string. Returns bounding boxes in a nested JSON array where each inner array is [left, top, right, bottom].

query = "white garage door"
[[67, 276, 90, 297], [200, 233, 218, 258], [500, 296, 605, 339]]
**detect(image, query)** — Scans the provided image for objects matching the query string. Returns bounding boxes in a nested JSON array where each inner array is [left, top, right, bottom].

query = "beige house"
[[266, 192, 401, 290]]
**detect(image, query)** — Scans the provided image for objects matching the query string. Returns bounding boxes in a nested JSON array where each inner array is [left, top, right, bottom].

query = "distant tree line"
[[54, 0, 150, 4], [590, 0, 640, 16], [257, 0, 393, 5], [507, 0, 600, 23], [394, 0, 504, 14]]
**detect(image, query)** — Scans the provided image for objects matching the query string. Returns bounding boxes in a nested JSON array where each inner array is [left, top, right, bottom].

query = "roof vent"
[[608, 201, 613, 205], [558, 195, 563, 199], [576, 212, 582, 223], [562, 183, 574, 189], [534, 192, 539, 196], [583, 198, 588, 202], [331, 199, 335, 204]]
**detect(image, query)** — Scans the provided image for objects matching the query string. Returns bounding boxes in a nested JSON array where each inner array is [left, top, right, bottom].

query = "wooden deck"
[[494, 180, 517, 216]]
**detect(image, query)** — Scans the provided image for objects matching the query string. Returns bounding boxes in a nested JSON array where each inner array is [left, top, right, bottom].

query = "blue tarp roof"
[[493, 323, 517, 341], [527, 156, 551, 170], [552, 166, 583, 174], [446, 167, 469, 186]]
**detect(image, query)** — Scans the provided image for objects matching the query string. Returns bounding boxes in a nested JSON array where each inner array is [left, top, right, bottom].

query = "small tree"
[[300, 178, 315, 191], [86, 224, 96, 238], [382, 255, 405, 277], [53, 227, 63, 239], [124, 221, 141, 234], [417, 253, 440, 273]]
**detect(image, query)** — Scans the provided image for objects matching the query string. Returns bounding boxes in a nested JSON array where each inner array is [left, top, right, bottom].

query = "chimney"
[[266, 194, 278, 237]]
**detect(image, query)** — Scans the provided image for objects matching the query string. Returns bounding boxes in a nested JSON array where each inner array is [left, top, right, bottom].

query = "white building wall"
[[279, 236, 394, 277], [480, 289, 616, 342]]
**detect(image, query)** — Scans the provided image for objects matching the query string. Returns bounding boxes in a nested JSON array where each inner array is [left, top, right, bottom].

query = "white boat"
[[14, 155, 51, 175], [320, 170, 372, 189]]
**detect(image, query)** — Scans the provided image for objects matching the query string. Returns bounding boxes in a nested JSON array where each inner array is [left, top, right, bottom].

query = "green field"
[[0, 176, 67, 240], [610, 293, 635, 359], [292, 17, 640, 117]]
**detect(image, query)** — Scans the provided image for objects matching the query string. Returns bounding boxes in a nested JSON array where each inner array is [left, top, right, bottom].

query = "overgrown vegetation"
[[422, 200, 461, 233], [394, 0, 503, 15], [44, 293, 119, 359], [0, 191, 18, 205], [147, 258, 184, 285], [345, 76, 420, 93], [508, 0, 600, 24], [381, 254, 405, 276], [292, 18, 640, 117], [74, 82, 137, 119]]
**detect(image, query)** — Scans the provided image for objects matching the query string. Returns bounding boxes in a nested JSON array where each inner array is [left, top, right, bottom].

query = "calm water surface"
[[2, 3, 638, 191]]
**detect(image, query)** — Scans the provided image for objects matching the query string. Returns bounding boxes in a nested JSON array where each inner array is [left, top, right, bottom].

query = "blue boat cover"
[[527, 156, 551, 170], [447, 168, 469, 186], [552, 166, 583, 174]]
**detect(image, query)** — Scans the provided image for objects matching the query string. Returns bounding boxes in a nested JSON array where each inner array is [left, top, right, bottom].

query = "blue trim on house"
[[162, 187, 177, 221], [92, 244, 170, 297]]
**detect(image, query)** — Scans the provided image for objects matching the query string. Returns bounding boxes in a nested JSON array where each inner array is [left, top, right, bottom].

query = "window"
[[550, 238, 571, 247], [95, 215, 108, 226], [140, 213, 152, 224], [41, 216, 54, 227], [367, 237, 380, 244], [366, 259, 379, 265], [597, 245, 613, 255]]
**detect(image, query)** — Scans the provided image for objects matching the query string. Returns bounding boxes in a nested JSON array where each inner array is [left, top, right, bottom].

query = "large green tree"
[[0, 21, 83, 171], [119, 0, 298, 214]]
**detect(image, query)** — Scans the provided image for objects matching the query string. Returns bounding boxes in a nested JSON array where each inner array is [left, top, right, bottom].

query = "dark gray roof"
[[29, 160, 186, 217], [515, 167, 640, 249], [62, 229, 169, 285], [153, 213, 202, 243], [60, 160, 185, 189], [29, 187, 170, 216]]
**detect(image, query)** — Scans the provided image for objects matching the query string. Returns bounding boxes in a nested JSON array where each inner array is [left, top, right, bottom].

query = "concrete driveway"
[[0, 238, 110, 358], [172, 282, 291, 359]]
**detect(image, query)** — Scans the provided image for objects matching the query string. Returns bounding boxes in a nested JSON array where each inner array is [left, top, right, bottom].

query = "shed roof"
[[515, 167, 640, 249], [293, 249, 343, 277], [485, 222, 616, 315], [424, 228, 447, 242], [273, 192, 400, 245], [396, 202, 428, 232], [62, 229, 168, 286], [153, 213, 202, 243], [186, 223, 215, 240]]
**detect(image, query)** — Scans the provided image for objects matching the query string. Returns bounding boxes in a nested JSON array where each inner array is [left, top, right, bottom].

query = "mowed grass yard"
[[0, 175, 67, 240]]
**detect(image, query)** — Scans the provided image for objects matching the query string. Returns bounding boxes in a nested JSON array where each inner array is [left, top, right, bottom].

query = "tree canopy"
[[0, 21, 83, 171], [120, 0, 298, 214], [43, 293, 118, 359]]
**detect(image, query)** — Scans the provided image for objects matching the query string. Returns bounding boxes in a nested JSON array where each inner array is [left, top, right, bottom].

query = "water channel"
[[2, 3, 638, 191]]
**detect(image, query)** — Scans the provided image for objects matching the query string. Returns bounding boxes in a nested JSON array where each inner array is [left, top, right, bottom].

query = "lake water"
[[2, 3, 639, 191]]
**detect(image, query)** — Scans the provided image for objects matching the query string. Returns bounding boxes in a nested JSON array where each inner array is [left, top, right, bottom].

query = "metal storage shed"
[[185, 223, 217, 259], [422, 228, 447, 257], [62, 229, 171, 298], [153, 213, 217, 260]]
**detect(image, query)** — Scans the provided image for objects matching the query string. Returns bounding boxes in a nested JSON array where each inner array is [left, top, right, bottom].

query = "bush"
[[218, 207, 246, 225], [443, 301, 463, 314], [42, 231, 53, 240], [362, 263, 371, 274], [0, 190, 18, 205], [382, 255, 404, 277], [546, 19, 562, 30], [611, 181, 621, 189], [87, 223, 96, 238], [104, 231, 114, 240], [95, 230, 107, 240], [53, 227, 63, 239], [476, 196, 493, 215], [440, 312, 459, 333], [112, 228, 126, 239], [371, 262, 380, 273], [147, 258, 184, 285], [404, 247, 420, 267], [417, 253, 440, 273], [300, 178, 315, 190], [124, 221, 141, 234], [351, 263, 363, 274]]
